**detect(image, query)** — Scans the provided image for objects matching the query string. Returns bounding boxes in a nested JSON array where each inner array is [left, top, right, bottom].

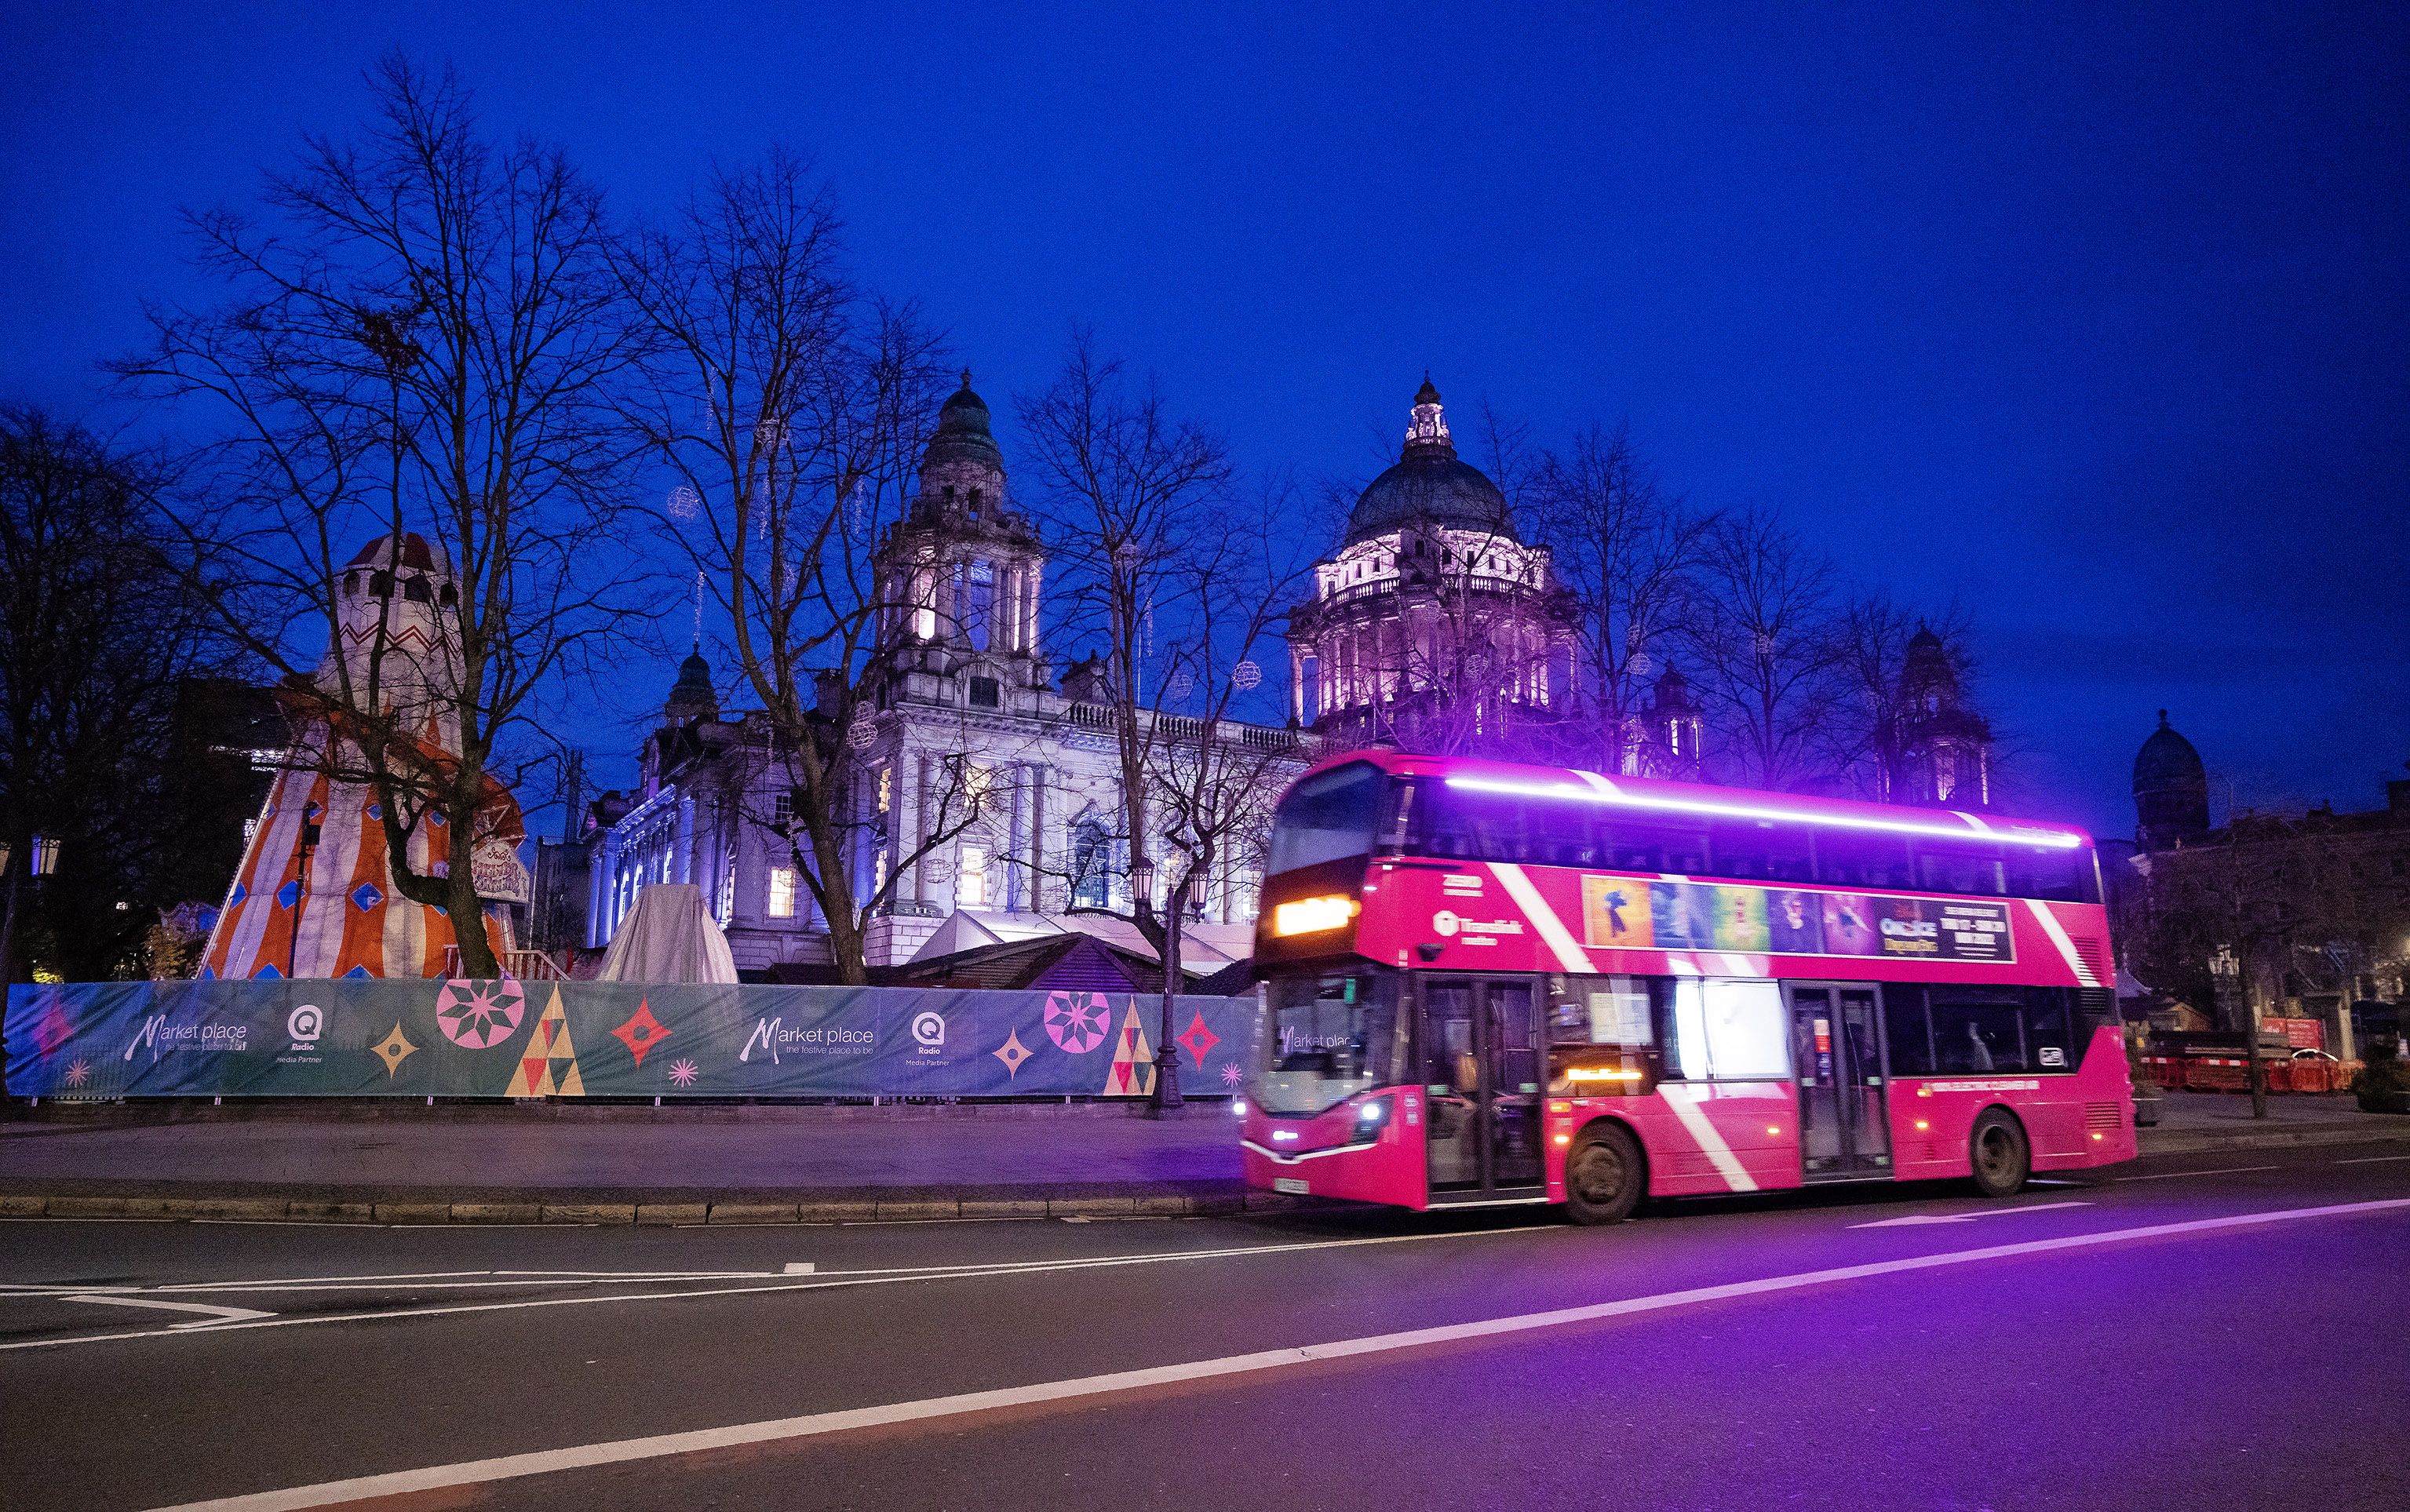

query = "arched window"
[[1070, 815, 1115, 910]]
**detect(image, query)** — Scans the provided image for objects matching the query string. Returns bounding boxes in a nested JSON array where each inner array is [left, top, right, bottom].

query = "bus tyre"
[[1563, 1124, 1644, 1226], [1969, 1109, 2030, 1198]]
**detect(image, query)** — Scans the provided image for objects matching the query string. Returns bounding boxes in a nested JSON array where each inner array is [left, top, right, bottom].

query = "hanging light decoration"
[[666, 485, 701, 521], [1231, 659, 1263, 690]]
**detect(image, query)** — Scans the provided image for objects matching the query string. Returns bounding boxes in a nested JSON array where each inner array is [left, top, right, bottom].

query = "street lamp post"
[[1129, 857, 1182, 1116]]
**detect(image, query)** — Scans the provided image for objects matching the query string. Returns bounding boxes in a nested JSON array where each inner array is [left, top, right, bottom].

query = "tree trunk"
[[446, 792, 499, 978]]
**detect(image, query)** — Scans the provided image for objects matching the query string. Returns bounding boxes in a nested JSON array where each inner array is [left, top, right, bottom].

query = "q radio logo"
[[910, 1011, 948, 1057], [279, 1003, 329, 1065]]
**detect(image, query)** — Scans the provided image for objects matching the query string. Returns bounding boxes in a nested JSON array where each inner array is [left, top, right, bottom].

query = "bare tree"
[[1531, 423, 1713, 772], [1682, 505, 1842, 791], [116, 57, 647, 976], [0, 409, 246, 987], [1015, 331, 1232, 954], [614, 152, 993, 982]]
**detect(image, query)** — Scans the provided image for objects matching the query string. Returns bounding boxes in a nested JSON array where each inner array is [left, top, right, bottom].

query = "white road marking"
[[1848, 1201, 2091, 1229], [2114, 1166, 2279, 1183], [59, 1295, 275, 1328], [782, 1262, 815, 1274], [0, 1225, 1538, 1354], [144, 1197, 2410, 1511], [2335, 1154, 2410, 1164]]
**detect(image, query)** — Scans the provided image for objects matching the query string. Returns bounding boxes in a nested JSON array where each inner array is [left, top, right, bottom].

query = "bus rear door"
[[1785, 983, 1894, 1182]]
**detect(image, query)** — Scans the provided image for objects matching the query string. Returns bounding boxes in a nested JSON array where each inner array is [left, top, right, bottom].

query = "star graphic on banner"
[[1220, 1062, 1245, 1088], [666, 1058, 699, 1088], [372, 1022, 417, 1078], [611, 1000, 673, 1068], [993, 1029, 1032, 1080], [64, 1058, 91, 1088], [1176, 1011, 1221, 1068]]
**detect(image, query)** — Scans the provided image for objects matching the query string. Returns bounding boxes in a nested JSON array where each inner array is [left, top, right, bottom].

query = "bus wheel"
[[1969, 1109, 2030, 1198], [1563, 1124, 1644, 1226]]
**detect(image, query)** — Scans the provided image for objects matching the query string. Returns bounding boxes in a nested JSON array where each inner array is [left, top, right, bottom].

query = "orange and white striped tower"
[[200, 534, 528, 980]]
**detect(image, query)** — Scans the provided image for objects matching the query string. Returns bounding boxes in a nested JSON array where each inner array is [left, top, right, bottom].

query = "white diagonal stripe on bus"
[[2023, 899, 2100, 988], [1489, 862, 1591, 974], [1573, 770, 1623, 799], [1656, 1084, 1759, 1192]]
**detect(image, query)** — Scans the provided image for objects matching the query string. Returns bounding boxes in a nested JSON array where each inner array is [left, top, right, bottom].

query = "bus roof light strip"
[[1443, 774, 2083, 850]]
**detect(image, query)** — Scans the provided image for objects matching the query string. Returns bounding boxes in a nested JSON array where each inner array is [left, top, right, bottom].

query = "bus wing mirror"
[[1417, 942, 1443, 963]]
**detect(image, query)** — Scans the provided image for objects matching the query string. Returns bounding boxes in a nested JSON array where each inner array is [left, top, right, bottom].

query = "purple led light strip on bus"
[[1442, 773, 2085, 850]]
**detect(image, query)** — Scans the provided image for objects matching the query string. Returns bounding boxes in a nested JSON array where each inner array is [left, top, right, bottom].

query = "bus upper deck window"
[[1816, 833, 1914, 891]]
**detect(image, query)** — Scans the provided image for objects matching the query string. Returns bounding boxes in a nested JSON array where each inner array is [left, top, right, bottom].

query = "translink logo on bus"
[[1431, 909, 1524, 943]]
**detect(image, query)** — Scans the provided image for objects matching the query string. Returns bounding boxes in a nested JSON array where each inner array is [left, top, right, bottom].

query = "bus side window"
[[1709, 821, 1815, 885], [1928, 989, 2027, 1073], [1913, 840, 2005, 896], [2023, 988, 2075, 1072], [1885, 987, 1935, 1076], [1818, 833, 1915, 891], [2001, 844, 2094, 904]]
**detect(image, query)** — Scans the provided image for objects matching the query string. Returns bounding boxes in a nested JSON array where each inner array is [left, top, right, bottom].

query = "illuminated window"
[[716, 865, 735, 924], [958, 844, 988, 907], [876, 766, 891, 814], [965, 763, 993, 806], [767, 867, 797, 918]]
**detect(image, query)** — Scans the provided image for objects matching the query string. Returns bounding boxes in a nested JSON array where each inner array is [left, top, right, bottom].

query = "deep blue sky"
[[5, 2, 2405, 838]]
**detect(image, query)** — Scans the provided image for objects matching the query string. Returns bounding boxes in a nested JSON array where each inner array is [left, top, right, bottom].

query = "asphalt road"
[[5, 1145, 2408, 1510]]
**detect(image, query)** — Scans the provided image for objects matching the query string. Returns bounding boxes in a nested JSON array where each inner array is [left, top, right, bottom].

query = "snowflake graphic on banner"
[[1042, 991, 1112, 1054], [611, 1000, 672, 1068], [1176, 1011, 1220, 1068], [1220, 1062, 1245, 1088], [64, 1058, 91, 1088], [666, 1058, 699, 1088], [434, 979, 525, 1050]]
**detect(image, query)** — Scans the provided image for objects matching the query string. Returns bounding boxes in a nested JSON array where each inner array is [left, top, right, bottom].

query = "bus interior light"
[[1441, 774, 2084, 849], [1552, 1133, 1572, 1146], [1273, 894, 1358, 936]]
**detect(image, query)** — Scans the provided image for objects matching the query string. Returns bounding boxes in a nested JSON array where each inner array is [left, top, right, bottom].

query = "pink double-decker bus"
[[1242, 752, 2137, 1222]]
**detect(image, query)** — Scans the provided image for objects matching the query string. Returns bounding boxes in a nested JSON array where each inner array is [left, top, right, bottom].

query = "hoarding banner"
[[2, 980, 1253, 1101]]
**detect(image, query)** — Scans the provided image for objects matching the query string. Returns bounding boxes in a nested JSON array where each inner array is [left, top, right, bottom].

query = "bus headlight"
[[1273, 894, 1358, 937]]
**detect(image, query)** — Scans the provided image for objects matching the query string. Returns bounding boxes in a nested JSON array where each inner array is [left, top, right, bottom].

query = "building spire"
[[1403, 375, 1452, 457]]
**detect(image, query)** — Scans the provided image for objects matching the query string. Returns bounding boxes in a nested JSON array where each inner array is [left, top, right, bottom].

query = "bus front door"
[[1422, 978, 1544, 1201], [1786, 983, 1894, 1181]]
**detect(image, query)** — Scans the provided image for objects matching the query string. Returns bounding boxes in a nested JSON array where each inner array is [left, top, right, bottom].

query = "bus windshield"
[[1252, 971, 1401, 1116], [1266, 761, 1389, 876]]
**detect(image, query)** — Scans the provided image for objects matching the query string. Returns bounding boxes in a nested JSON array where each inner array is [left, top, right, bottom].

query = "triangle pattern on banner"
[[1104, 1004, 1155, 1097], [503, 986, 582, 1098]]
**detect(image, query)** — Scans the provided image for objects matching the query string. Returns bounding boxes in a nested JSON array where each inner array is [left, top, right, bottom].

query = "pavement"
[[3, 1137, 2408, 1509], [2, 1091, 2405, 1224]]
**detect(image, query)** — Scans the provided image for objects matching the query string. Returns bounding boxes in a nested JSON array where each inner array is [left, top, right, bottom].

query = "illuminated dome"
[[1344, 377, 1516, 545]]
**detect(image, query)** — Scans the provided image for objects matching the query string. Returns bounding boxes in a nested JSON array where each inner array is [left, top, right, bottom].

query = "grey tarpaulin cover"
[[596, 884, 738, 985]]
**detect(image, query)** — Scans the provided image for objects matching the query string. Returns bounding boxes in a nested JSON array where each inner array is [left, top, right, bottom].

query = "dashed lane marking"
[[2113, 1166, 2279, 1182], [144, 1197, 2410, 1511]]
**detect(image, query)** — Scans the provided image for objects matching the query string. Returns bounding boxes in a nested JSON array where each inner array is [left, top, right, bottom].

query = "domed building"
[[2132, 710, 2211, 850], [1287, 378, 1577, 749]]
